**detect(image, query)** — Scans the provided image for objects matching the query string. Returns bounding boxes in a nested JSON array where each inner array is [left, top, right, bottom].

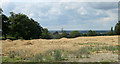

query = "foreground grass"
[[2, 45, 118, 62]]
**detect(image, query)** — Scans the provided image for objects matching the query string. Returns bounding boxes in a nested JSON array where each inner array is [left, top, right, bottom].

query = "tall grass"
[[34, 53, 43, 62], [6, 45, 118, 62], [9, 51, 15, 58], [75, 47, 91, 58], [54, 50, 62, 61]]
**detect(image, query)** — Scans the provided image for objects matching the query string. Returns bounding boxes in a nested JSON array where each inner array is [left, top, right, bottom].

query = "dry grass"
[[2, 36, 119, 57]]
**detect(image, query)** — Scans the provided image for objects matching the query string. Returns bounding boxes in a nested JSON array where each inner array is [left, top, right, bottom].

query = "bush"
[[34, 53, 43, 62], [75, 47, 90, 58], [107, 27, 113, 35], [45, 56, 53, 61], [53, 31, 59, 35], [108, 46, 118, 53], [106, 31, 113, 35], [97, 33, 101, 36], [52, 34, 62, 39], [54, 50, 62, 61], [81, 33, 87, 36], [69, 31, 81, 38], [9, 51, 15, 58]]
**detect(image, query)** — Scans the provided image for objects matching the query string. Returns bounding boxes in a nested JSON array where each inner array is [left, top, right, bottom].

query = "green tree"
[[111, 27, 113, 34], [29, 18, 43, 39], [61, 31, 68, 38], [53, 34, 61, 39], [1, 8, 10, 39], [53, 31, 59, 35], [107, 27, 113, 35], [41, 28, 51, 39], [87, 30, 96, 36], [69, 31, 80, 38], [52, 31, 61, 39], [82, 33, 87, 36], [9, 12, 42, 40], [114, 21, 120, 35], [2, 14, 10, 39]]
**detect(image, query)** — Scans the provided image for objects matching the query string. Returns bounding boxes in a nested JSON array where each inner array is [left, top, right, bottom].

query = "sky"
[[1, 0, 119, 30]]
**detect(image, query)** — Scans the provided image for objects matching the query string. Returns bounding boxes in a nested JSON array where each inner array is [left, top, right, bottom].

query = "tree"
[[114, 21, 120, 35], [107, 27, 113, 35], [9, 12, 42, 40], [0, 8, 3, 14], [69, 31, 81, 38], [87, 30, 96, 36], [52, 34, 61, 39], [92, 31, 96, 36], [82, 33, 87, 36], [1, 9, 10, 39], [111, 27, 113, 34], [2, 14, 10, 39], [61, 31, 68, 38], [53, 31, 59, 35], [41, 28, 51, 39], [52, 31, 61, 39], [29, 18, 43, 39]]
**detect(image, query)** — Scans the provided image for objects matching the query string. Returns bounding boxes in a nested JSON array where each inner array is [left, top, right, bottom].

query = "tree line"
[[1, 9, 120, 40]]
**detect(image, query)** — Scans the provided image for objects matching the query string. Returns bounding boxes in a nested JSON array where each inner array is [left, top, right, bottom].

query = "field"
[[2, 36, 119, 62]]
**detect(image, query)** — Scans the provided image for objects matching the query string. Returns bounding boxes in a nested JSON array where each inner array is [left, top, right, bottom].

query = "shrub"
[[52, 34, 62, 39], [34, 53, 43, 62], [53, 31, 59, 35], [54, 50, 62, 61], [106, 27, 114, 35], [94, 46, 101, 52], [97, 33, 101, 36], [108, 46, 118, 53], [9, 51, 15, 58], [61, 54, 68, 61], [81, 33, 87, 36], [75, 47, 90, 58], [45, 56, 53, 61], [106, 31, 113, 35]]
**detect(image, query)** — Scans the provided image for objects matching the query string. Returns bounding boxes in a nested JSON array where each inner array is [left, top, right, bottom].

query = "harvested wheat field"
[[2, 36, 119, 62]]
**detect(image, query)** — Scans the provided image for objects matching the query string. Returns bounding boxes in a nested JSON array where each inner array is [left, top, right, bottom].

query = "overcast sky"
[[1, 0, 119, 30]]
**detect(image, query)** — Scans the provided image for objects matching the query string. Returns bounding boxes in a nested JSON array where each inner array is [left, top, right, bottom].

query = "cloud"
[[1, 2, 118, 30], [88, 2, 118, 10], [48, 7, 62, 15], [77, 7, 87, 15]]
